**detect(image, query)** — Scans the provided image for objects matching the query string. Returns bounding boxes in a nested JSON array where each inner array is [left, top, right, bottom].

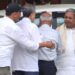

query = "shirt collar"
[[40, 24, 52, 29], [4, 16, 14, 22], [23, 17, 31, 22], [39, 24, 52, 31]]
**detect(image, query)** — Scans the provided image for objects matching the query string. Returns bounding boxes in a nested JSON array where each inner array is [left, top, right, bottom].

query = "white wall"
[[0, 10, 5, 17]]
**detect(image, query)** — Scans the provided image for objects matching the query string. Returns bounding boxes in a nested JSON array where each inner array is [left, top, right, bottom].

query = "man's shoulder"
[[31, 22, 38, 28], [56, 24, 65, 30], [0, 17, 6, 23], [51, 28, 58, 33]]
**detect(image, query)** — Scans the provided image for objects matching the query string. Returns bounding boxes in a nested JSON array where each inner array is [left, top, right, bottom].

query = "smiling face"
[[64, 11, 75, 28]]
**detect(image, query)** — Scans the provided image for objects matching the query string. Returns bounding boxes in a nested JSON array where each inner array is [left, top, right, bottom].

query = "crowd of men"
[[0, 3, 75, 75]]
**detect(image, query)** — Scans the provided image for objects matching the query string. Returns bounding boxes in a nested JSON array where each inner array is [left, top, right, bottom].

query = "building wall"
[[61, 0, 75, 4], [0, 0, 11, 10], [0, 0, 75, 10]]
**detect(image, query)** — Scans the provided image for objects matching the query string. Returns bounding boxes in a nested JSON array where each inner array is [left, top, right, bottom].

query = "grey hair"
[[22, 4, 35, 17], [40, 11, 52, 21], [65, 8, 75, 16]]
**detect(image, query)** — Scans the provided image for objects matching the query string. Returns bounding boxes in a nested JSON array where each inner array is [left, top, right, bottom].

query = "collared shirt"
[[39, 24, 60, 61], [12, 17, 42, 71], [0, 17, 39, 67]]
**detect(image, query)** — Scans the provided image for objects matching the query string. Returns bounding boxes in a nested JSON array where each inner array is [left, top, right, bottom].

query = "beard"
[[65, 24, 75, 28], [65, 21, 75, 28]]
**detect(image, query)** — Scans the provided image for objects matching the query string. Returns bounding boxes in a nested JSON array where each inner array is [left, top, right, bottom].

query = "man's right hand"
[[39, 41, 55, 48]]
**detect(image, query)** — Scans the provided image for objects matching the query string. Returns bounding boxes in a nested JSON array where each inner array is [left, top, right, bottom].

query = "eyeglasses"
[[40, 16, 52, 21]]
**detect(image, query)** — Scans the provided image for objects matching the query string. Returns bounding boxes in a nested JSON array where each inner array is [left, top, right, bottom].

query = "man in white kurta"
[[0, 4, 51, 75], [0, 3, 40, 75], [12, 17, 42, 72], [56, 8, 75, 75], [12, 7, 52, 75]]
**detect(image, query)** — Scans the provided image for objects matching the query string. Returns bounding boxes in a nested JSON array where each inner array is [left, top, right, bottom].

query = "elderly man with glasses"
[[38, 11, 61, 75]]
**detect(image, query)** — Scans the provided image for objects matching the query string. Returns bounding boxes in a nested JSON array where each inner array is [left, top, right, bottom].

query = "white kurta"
[[0, 17, 39, 67], [12, 18, 42, 71], [56, 29, 75, 75]]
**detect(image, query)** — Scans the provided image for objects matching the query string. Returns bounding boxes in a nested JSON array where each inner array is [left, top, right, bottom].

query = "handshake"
[[39, 41, 55, 49]]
